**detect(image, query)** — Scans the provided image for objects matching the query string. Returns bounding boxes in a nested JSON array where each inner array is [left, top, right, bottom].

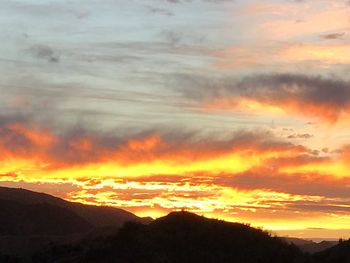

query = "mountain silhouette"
[[0, 199, 92, 236], [33, 212, 350, 263], [283, 237, 338, 254], [309, 239, 350, 263], [0, 187, 347, 263], [33, 211, 306, 263], [0, 187, 150, 258], [0, 187, 147, 228]]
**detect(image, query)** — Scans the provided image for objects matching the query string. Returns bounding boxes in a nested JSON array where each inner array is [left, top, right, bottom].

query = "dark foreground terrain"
[[0, 187, 150, 260], [30, 212, 350, 263], [0, 187, 349, 263], [31, 211, 305, 263]]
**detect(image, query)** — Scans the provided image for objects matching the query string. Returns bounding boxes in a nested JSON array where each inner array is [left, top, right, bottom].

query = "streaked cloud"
[[281, 44, 350, 65], [287, 133, 313, 139], [320, 32, 346, 40], [257, 5, 349, 40], [180, 73, 350, 122]]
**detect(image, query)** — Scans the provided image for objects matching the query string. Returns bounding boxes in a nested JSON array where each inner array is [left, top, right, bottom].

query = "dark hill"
[[283, 237, 338, 254], [0, 186, 150, 258], [0, 187, 147, 228], [309, 239, 350, 263], [33, 211, 306, 263], [0, 199, 91, 236], [1, 187, 346, 263]]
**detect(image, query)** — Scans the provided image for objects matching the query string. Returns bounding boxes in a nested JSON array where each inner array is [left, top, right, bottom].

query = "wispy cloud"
[[25, 44, 60, 63], [320, 32, 346, 40]]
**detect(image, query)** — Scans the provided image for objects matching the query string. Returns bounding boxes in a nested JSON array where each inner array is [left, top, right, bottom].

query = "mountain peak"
[[161, 211, 203, 220]]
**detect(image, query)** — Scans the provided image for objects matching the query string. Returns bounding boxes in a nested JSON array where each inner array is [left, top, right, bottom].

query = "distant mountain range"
[[0, 187, 348, 263], [283, 237, 338, 254]]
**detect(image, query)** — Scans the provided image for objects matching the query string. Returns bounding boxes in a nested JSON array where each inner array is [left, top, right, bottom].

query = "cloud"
[[320, 32, 345, 40], [215, 42, 350, 69], [160, 30, 183, 45], [281, 44, 350, 64], [290, 203, 350, 213], [215, 171, 350, 199], [3, 1, 89, 20], [2, 113, 350, 226], [26, 44, 60, 63], [287, 133, 313, 139], [0, 114, 305, 169], [258, 7, 349, 40], [179, 73, 350, 122], [147, 6, 174, 16], [165, 0, 182, 3]]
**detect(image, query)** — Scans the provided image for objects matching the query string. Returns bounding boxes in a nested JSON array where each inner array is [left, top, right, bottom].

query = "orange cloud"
[[282, 44, 350, 65], [6, 123, 56, 147], [128, 135, 161, 151], [2, 117, 350, 232], [215, 43, 350, 69], [205, 96, 348, 123], [280, 145, 350, 179], [0, 121, 307, 182]]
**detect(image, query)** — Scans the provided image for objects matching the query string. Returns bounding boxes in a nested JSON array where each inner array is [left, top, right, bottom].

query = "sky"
[[1, 0, 350, 239]]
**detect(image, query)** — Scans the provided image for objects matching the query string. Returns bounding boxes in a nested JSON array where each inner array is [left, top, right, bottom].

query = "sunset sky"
[[1, 0, 350, 239]]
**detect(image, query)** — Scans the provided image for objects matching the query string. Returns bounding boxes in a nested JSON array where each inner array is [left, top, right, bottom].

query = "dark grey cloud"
[[181, 73, 350, 105], [289, 202, 350, 213], [179, 73, 350, 121], [215, 172, 350, 199], [320, 32, 345, 40], [159, 30, 207, 47], [26, 44, 60, 63], [160, 30, 183, 45], [147, 6, 174, 16], [287, 133, 313, 139]]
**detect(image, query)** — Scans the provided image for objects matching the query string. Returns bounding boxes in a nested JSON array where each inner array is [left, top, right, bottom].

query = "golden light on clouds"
[[282, 45, 350, 65], [202, 95, 349, 123], [2, 119, 350, 234]]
